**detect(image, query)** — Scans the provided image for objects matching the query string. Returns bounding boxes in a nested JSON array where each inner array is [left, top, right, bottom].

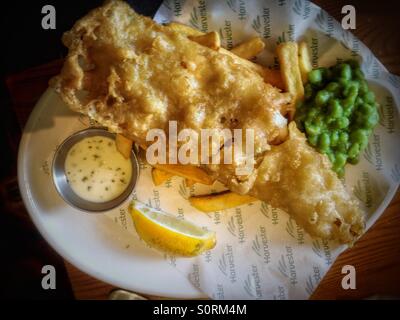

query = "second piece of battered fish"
[[250, 123, 364, 243], [51, 0, 365, 243]]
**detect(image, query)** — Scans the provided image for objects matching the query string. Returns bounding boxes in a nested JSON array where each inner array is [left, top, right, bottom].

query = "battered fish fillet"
[[51, 0, 365, 243], [250, 123, 364, 243]]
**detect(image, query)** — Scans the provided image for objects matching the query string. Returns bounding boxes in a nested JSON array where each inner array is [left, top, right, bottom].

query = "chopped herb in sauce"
[[65, 136, 132, 203]]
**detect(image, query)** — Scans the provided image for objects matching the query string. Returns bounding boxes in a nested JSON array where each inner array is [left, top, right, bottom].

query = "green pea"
[[343, 105, 354, 117], [327, 151, 335, 163], [363, 91, 376, 104], [308, 134, 319, 146], [305, 122, 321, 136], [348, 143, 360, 159], [318, 132, 331, 151], [363, 111, 379, 129], [336, 167, 345, 177], [348, 156, 359, 165], [355, 96, 364, 107], [354, 67, 364, 80], [315, 90, 331, 107], [308, 69, 323, 85], [348, 82, 359, 97], [329, 99, 343, 118], [359, 80, 368, 95], [335, 152, 347, 168], [340, 64, 352, 81], [335, 117, 350, 129], [359, 103, 374, 116], [339, 77, 350, 88], [325, 82, 340, 95], [330, 130, 339, 147], [336, 143, 348, 154], [350, 128, 366, 140], [339, 132, 349, 144], [351, 129, 369, 149], [342, 96, 354, 110], [307, 108, 318, 120]]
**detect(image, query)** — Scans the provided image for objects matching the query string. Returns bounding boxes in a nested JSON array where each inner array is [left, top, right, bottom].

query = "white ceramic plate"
[[18, 89, 205, 298]]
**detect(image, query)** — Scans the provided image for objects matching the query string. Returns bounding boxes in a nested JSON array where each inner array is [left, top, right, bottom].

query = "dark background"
[[0, 0, 161, 299], [0, 0, 399, 299]]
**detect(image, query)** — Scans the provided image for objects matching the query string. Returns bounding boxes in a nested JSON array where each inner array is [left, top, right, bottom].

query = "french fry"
[[277, 42, 304, 118], [153, 164, 214, 185], [189, 31, 221, 50], [298, 41, 312, 84], [166, 21, 203, 36], [189, 191, 256, 212], [231, 37, 265, 60], [185, 179, 196, 187], [116, 134, 133, 159], [152, 168, 174, 186]]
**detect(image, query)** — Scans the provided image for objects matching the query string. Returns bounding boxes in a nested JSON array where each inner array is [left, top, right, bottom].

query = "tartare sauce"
[[65, 136, 132, 202]]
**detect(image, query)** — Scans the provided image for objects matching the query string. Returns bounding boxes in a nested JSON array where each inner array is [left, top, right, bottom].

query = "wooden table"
[[5, 0, 400, 300]]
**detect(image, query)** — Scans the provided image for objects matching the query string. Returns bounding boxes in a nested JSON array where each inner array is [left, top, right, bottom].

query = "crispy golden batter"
[[51, 0, 290, 153], [250, 123, 364, 243], [51, 0, 365, 243]]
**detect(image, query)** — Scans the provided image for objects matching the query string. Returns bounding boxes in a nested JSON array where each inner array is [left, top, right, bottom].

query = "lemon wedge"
[[128, 201, 216, 257]]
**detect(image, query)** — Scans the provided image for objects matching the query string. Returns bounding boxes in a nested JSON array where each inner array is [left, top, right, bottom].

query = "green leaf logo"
[[260, 201, 270, 218], [218, 253, 228, 276], [312, 239, 322, 258], [226, 0, 237, 13], [276, 31, 287, 45], [305, 274, 314, 295], [353, 179, 364, 202], [163, 0, 172, 10], [189, 7, 200, 30], [278, 254, 288, 278], [292, 0, 302, 16], [243, 274, 255, 297], [286, 217, 295, 238], [252, 235, 261, 257], [251, 15, 261, 34], [363, 142, 374, 165], [315, 9, 326, 30], [178, 180, 188, 198], [227, 216, 236, 237], [388, 74, 400, 89]]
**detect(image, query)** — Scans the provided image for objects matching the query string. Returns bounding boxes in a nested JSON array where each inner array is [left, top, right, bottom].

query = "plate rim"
[[17, 88, 206, 299], [17, 87, 400, 299]]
